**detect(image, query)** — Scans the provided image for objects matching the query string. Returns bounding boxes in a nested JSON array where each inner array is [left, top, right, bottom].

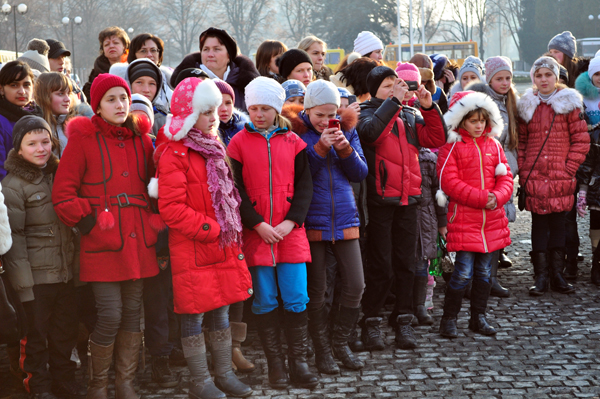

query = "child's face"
[[248, 105, 277, 130], [375, 76, 396, 100], [592, 72, 600, 88], [306, 103, 338, 133], [19, 130, 52, 166], [131, 76, 158, 102], [338, 97, 349, 113], [534, 68, 557, 95], [461, 71, 479, 88], [97, 87, 129, 126], [51, 88, 72, 115], [194, 107, 218, 135], [489, 71, 512, 95], [462, 113, 487, 138], [549, 49, 564, 65], [218, 94, 234, 123], [285, 96, 304, 106]]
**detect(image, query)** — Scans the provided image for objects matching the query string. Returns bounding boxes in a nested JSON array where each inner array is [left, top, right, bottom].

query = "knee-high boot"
[[255, 310, 289, 389], [114, 330, 143, 399], [86, 338, 114, 399], [308, 305, 339, 374], [208, 328, 252, 397], [283, 310, 319, 389], [182, 333, 226, 399]]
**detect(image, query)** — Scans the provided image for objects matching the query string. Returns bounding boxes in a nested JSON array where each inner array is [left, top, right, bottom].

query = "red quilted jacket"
[[517, 87, 590, 214], [437, 128, 514, 253]]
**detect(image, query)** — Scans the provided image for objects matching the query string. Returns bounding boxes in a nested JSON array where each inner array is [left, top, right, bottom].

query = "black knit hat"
[[367, 66, 398, 97], [276, 49, 313, 81], [45, 39, 71, 59], [173, 68, 210, 87], [127, 59, 162, 99], [12, 115, 52, 150], [199, 27, 238, 62]]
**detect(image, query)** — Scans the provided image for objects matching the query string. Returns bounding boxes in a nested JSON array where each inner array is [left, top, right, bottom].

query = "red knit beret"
[[90, 73, 132, 112], [214, 79, 235, 104]]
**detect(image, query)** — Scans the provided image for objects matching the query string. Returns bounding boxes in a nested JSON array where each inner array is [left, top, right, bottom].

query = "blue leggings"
[[250, 262, 309, 314], [180, 305, 229, 338]]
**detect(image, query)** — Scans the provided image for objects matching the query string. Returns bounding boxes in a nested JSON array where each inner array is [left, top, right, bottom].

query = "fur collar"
[[575, 72, 600, 101], [4, 149, 59, 183], [228, 55, 260, 89], [281, 103, 358, 135], [517, 85, 583, 123], [65, 114, 151, 140]]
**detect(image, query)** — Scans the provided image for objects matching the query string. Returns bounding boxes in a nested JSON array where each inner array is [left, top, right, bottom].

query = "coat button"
[[238, 254, 244, 260], [118, 136, 124, 141], [122, 172, 129, 177], [119, 143, 125, 148], [130, 232, 136, 238], [202, 224, 210, 231], [247, 288, 253, 295]]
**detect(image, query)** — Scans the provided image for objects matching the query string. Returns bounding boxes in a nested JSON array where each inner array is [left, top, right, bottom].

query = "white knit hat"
[[588, 55, 600, 79], [245, 77, 285, 113], [353, 31, 384, 57], [130, 93, 154, 126], [304, 80, 341, 110], [17, 50, 50, 73]]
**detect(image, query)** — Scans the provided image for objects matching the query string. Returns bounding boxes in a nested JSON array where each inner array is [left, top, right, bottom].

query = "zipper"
[[449, 203, 457, 223], [267, 137, 276, 266], [473, 138, 489, 253], [327, 154, 335, 243]]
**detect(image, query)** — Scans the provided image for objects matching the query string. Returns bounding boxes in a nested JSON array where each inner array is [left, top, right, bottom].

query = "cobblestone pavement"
[[2, 210, 600, 398]]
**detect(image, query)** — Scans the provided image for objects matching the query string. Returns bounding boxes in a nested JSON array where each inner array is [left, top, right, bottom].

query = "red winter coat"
[[437, 128, 514, 253], [517, 87, 590, 214], [227, 125, 313, 267], [52, 115, 159, 282], [156, 140, 253, 314]]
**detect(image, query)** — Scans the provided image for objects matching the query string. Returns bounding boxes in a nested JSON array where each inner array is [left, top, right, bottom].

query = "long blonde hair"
[[505, 87, 519, 150], [34, 72, 74, 130], [275, 114, 292, 130]]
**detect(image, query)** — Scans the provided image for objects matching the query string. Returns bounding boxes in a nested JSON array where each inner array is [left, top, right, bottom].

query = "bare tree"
[[217, 0, 272, 55], [490, 0, 524, 60], [441, 0, 492, 59], [281, 0, 314, 44], [399, 0, 448, 44], [155, 0, 210, 60]]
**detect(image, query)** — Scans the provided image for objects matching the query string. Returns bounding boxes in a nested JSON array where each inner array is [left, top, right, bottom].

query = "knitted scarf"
[[183, 128, 243, 248]]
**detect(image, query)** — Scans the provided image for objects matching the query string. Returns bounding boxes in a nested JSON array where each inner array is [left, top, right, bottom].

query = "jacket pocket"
[[379, 160, 388, 198], [24, 225, 56, 270], [194, 240, 226, 267], [82, 207, 124, 253], [139, 208, 159, 248], [26, 191, 48, 205]]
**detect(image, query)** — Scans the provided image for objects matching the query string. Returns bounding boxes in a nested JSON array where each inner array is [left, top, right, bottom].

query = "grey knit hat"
[[17, 50, 50, 74], [548, 31, 577, 59], [458, 56, 484, 83], [530, 56, 560, 83], [12, 115, 52, 150], [304, 80, 340, 110]]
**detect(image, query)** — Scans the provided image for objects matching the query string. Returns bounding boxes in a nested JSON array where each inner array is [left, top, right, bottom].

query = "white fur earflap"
[[0, 185, 12, 255], [495, 163, 508, 176], [148, 177, 159, 199], [436, 189, 447, 207], [444, 91, 505, 139]]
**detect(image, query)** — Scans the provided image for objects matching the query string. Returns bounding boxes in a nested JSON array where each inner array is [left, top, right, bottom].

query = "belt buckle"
[[116, 193, 130, 207]]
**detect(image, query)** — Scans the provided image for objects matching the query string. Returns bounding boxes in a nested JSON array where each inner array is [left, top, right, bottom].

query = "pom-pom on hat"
[[90, 74, 131, 113], [276, 49, 313, 80], [395, 62, 421, 85], [530, 56, 560, 83], [282, 79, 306, 101], [485, 56, 512, 81], [245, 76, 286, 114], [548, 31, 577, 60], [353, 31, 384, 57], [214, 79, 235, 104], [130, 93, 154, 126], [304, 80, 340, 109], [165, 77, 222, 141], [366, 66, 398, 97]]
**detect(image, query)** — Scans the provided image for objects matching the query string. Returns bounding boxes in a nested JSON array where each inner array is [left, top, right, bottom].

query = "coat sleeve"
[[52, 135, 93, 227], [2, 183, 34, 302], [565, 109, 591, 177], [337, 128, 368, 183], [229, 158, 265, 229], [157, 151, 220, 242], [576, 129, 600, 190], [437, 144, 488, 209], [356, 99, 401, 144], [285, 148, 313, 226], [416, 105, 447, 149], [490, 145, 515, 208]]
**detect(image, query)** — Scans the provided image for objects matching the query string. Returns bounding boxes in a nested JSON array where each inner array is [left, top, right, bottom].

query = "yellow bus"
[[0, 50, 20, 64], [383, 41, 478, 69], [325, 49, 345, 71]]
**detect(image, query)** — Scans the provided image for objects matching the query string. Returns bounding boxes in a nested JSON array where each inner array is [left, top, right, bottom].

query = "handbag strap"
[[522, 114, 557, 191]]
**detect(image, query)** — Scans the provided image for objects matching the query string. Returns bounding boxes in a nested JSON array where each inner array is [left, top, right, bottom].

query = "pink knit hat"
[[395, 62, 421, 84], [485, 56, 512, 81]]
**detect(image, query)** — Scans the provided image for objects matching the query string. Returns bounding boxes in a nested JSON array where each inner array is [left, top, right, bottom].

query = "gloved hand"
[[576, 190, 587, 217]]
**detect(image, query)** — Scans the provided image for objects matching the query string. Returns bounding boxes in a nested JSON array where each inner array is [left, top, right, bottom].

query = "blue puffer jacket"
[[218, 109, 250, 147], [283, 103, 368, 241]]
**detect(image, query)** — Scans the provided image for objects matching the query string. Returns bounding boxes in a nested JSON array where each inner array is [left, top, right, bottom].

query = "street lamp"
[[1, 3, 28, 58], [62, 16, 82, 69]]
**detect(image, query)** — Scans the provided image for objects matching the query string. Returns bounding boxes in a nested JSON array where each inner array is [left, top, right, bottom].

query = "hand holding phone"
[[328, 119, 341, 130]]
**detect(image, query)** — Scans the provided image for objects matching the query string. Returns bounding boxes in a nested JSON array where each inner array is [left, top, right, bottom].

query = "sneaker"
[[361, 317, 385, 351], [395, 314, 417, 349], [152, 355, 180, 388]]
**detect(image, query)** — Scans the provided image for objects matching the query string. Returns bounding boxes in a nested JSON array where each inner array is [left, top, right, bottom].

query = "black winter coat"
[[576, 125, 600, 208]]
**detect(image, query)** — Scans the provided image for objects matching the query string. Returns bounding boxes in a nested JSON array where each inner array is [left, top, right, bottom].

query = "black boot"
[[498, 249, 513, 269], [413, 275, 434, 325], [255, 310, 289, 389], [348, 325, 365, 352], [283, 310, 319, 389], [529, 251, 549, 296], [360, 317, 385, 351], [468, 280, 496, 336], [548, 248, 576, 294], [439, 287, 464, 338], [307, 306, 339, 374], [563, 258, 578, 280], [593, 249, 600, 286], [490, 257, 510, 298], [394, 314, 417, 349], [331, 305, 364, 370], [151, 355, 180, 388], [463, 280, 472, 299]]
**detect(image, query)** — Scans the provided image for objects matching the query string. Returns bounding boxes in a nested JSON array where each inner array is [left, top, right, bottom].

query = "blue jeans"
[[180, 305, 230, 338], [250, 262, 309, 314], [448, 251, 494, 290], [415, 259, 429, 277]]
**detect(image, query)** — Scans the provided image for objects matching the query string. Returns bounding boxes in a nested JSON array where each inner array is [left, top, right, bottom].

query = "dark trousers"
[[531, 212, 567, 252], [362, 204, 418, 319], [143, 267, 175, 357], [20, 281, 78, 394], [565, 200, 579, 260]]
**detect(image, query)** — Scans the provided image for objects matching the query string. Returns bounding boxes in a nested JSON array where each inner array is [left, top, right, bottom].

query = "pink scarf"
[[183, 128, 243, 248]]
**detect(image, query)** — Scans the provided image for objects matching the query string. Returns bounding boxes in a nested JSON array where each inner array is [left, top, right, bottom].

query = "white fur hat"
[[353, 31, 384, 57], [245, 77, 285, 113]]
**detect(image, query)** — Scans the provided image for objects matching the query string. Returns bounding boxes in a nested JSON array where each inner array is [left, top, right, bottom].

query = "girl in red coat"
[[517, 56, 590, 296], [150, 77, 253, 399], [227, 77, 317, 389], [52, 74, 160, 399], [436, 91, 514, 338]]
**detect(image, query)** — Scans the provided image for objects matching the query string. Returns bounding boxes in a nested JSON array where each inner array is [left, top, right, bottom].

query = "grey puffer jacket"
[[2, 151, 76, 302], [416, 148, 447, 261]]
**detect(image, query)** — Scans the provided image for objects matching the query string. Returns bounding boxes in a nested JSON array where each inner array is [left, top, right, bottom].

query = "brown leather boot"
[[230, 322, 255, 373], [86, 338, 114, 399], [114, 330, 143, 399]]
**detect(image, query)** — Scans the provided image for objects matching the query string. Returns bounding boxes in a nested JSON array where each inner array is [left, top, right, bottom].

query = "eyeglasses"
[[137, 48, 159, 55]]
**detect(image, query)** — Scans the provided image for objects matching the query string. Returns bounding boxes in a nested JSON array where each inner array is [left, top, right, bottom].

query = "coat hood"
[[281, 103, 358, 135], [575, 72, 600, 101], [444, 91, 504, 143], [517, 85, 583, 123], [4, 149, 59, 183]]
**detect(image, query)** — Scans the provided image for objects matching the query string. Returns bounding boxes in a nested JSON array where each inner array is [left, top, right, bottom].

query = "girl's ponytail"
[[505, 87, 519, 151]]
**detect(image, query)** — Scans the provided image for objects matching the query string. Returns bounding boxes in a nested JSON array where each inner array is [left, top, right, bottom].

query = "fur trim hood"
[[281, 103, 358, 135], [575, 72, 600, 101], [517, 85, 583, 123], [444, 91, 504, 143], [4, 149, 59, 183]]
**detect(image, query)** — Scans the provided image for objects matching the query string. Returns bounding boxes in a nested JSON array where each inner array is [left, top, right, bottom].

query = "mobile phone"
[[347, 95, 357, 105], [406, 81, 419, 91], [328, 119, 341, 130]]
